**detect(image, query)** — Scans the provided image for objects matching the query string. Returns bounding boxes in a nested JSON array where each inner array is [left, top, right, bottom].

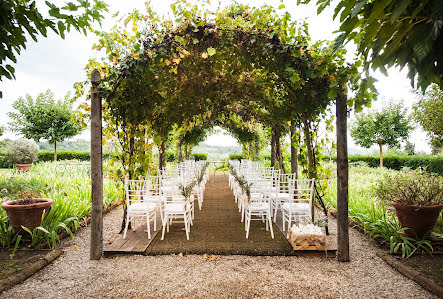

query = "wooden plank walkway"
[[145, 174, 293, 255], [105, 173, 336, 256], [104, 212, 162, 255]]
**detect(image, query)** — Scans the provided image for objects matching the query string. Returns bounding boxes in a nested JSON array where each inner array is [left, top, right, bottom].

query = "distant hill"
[[192, 143, 241, 161]]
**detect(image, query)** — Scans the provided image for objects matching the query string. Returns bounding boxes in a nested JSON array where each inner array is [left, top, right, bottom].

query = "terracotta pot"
[[392, 202, 443, 238], [1, 198, 53, 233], [15, 164, 32, 171]]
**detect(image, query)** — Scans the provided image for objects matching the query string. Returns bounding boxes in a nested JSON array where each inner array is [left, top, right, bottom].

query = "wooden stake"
[[336, 92, 350, 262], [90, 69, 103, 260]]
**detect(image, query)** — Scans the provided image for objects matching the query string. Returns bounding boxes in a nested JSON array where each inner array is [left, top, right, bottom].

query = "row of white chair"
[[229, 160, 315, 238], [123, 160, 209, 240]]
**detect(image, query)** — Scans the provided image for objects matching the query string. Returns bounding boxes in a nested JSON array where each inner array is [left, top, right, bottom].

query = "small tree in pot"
[[6, 138, 39, 171], [376, 171, 443, 238]]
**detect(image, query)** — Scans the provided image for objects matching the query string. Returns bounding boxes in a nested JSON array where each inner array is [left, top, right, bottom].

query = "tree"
[[413, 84, 443, 154], [300, 0, 443, 91], [0, 0, 108, 97], [8, 90, 83, 161], [350, 102, 413, 167], [404, 141, 415, 156]]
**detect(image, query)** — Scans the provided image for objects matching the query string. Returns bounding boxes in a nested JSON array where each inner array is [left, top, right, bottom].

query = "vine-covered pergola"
[[86, 2, 376, 262]]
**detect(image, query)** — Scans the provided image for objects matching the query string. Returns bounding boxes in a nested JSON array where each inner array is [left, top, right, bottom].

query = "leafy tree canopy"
[[350, 101, 413, 166], [74, 1, 377, 178], [8, 90, 83, 160], [413, 83, 443, 153], [299, 0, 443, 91], [0, 0, 108, 97]]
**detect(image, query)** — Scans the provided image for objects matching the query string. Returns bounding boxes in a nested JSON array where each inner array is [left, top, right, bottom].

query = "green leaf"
[[57, 21, 66, 39], [328, 88, 337, 99], [207, 47, 216, 56]]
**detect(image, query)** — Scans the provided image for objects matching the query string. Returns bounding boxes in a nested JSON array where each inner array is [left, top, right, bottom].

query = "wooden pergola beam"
[[336, 92, 350, 262], [90, 69, 103, 260]]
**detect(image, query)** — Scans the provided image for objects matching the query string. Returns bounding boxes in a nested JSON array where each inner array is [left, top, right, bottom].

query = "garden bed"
[[0, 249, 63, 293]]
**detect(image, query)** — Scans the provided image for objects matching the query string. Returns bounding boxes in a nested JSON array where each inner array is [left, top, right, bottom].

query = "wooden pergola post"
[[336, 92, 350, 262], [90, 69, 103, 260]]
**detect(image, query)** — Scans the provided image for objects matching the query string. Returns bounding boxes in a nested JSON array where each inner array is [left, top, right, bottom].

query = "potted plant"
[[376, 171, 443, 238], [1, 191, 53, 234], [6, 138, 39, 171]]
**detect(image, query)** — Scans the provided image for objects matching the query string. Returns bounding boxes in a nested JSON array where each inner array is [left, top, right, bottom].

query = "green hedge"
[[228, 154, 243, 161], [192, 153, 207, 161], [38, 151, 91, 162], [325, 154, 443, 176], [0, 151, 120, 167]]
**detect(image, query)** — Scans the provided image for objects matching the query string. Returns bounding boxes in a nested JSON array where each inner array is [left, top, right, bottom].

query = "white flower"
[[1, 188, 7, 193], [291, 223, 322, 235]]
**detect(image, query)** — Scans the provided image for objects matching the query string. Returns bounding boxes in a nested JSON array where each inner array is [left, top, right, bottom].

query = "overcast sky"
[[0, 0, 431, 154]]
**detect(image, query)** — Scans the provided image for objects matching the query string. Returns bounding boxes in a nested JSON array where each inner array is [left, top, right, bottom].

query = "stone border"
[[0, 249, 63, 294], [376, 251, 443, 298]]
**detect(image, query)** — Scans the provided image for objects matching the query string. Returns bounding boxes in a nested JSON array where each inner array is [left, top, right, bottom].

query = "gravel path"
[[1, 205, 435, 298]]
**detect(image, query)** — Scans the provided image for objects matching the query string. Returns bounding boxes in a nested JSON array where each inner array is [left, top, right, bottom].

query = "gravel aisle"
[[1, 205, 435, 299]]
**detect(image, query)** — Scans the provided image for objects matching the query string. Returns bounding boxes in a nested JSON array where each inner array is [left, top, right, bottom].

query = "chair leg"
[[147, 213, 151, 239], [123, 213, 130, 239], [268, 213, 274, 239], [287, 216, 292, 238], [154, 210, 157, 231], [161, 214, 167, 240], [274, 200, 279, 219], [246, 210, 251, 239], [184, 214, 189, 240], [282, 210, 285, 232]]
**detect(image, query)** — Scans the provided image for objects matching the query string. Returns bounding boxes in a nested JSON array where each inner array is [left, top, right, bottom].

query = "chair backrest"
[[125, 179, 148, 206], [291, 178, 315, 206], [144, 175, 162, 198], [278, 173, 296, 194]]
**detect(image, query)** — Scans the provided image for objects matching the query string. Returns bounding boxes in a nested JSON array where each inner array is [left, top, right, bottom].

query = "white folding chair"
[[123, 179, 158, 239], [281, 178, 315, 234], [161, 178, 193, 240], [245, 179, 274, 239], [271, 173, 296, 219]]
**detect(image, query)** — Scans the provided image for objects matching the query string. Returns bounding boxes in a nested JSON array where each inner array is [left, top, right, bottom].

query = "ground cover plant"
[[322, 164, 442, 258], [0, 161, 122, 252]]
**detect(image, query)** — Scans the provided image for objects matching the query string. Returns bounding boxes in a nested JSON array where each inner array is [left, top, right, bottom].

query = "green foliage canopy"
[[300, 0, 443, 91], [0, 0, 108, 96]]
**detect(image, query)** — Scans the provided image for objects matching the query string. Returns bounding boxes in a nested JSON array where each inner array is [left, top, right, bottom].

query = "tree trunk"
[[185, 145, 191, 160], [290, 121, 298, 177], [276, 131, 286, 173], [336, 92, 350, 262], [177, 138, 183, 162], [270, 127, 276, 167], [158, 139, 166, 171], [254, 141, 259, 161], [54, 141, 57, 162], [378, 142, 383, 167], [302, 116, 314, 179]]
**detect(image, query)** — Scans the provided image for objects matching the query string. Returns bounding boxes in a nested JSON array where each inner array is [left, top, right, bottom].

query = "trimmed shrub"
[[192, 153, 207, 161], [325, 154, 443, 176], [38, 151, 91, 162], [229, 154, 243, 161], [7, 138, 39, 164]]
